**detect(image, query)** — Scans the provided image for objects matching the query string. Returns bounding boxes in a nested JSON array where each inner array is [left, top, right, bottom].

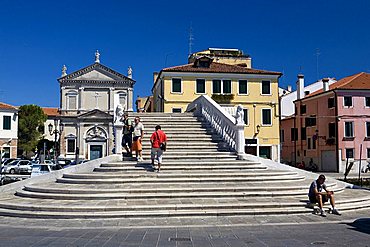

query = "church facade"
[[58, 52, 135, 161]]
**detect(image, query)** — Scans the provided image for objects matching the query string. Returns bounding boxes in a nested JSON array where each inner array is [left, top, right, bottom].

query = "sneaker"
[[320, 210, 327, 217], [138, 157, 144, 162], [332, 209, 341, 215]]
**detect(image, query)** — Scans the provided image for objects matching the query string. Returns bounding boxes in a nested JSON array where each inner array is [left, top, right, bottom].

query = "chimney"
[[153, 72, 159, 84], [287, 85, 292, 92], [323, 78, 329, 92], [297, 74, 304, 99]]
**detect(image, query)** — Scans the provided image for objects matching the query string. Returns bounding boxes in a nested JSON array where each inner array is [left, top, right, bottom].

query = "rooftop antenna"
[[315, 48, 320, 81], [188, 22, 194, 57]]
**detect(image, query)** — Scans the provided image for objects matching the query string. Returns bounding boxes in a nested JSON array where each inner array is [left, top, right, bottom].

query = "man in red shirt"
[[150, 125, 167, 172]]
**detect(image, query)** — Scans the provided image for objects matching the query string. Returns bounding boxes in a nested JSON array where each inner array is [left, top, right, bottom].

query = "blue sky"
[[0, 0, 369, 107]]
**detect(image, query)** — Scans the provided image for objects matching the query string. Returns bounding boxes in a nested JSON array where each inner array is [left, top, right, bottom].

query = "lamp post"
[[48, 119, 63, 165]]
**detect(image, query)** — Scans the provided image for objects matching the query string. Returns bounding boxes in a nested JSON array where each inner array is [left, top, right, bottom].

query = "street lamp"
[[48, 119, 63, 164]]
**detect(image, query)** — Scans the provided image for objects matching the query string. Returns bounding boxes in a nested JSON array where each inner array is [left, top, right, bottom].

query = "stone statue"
[[234, 105, 244, 125], [95, 50, 100, 63], [127, 66, 132, 79], [61, 65, 67, 77], [114, 104, 124, 124]]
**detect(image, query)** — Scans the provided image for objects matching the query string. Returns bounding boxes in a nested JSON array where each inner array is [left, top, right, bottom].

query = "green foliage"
[[18, 105, 47, 155], [211, 94, 235, 104]]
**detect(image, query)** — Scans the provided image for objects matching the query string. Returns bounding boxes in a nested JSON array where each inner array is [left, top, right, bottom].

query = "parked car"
[[31, 164, 52, 177], [1, 158, 20, 166], [3, 160, 32, 174]]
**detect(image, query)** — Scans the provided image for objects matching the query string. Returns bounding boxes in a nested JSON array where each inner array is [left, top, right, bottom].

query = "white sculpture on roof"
[[95, 50, 100, 63]]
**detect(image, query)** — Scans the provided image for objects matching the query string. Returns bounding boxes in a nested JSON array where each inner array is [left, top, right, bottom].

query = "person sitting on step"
[[308, 174, 341, 217]]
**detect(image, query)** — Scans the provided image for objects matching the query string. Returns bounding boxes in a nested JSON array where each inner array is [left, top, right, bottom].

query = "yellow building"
[[188, 48, 252, 67], [152, 55, 282, 161]]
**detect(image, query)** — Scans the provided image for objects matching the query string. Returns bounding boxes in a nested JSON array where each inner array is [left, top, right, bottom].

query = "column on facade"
[[127, 88, 133, 112], [78, 87, 84, 111], [76, 123, 81, 160], [108, 122, 113, 155], [109, 87, 114, 113]]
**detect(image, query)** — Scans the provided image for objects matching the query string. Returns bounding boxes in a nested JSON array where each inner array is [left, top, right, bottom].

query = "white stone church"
[[57, 51, 135, 161]]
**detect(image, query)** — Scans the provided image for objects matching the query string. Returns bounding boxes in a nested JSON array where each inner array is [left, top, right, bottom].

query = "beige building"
[[152, 52, 282, 161], [188, 48, 252, 67], [58, 52, 135, 160]]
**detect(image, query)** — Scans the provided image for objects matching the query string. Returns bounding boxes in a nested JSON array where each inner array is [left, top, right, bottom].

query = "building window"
[[300, 105, 306, 114], [367, 148, 370, 158], [366, 97, 370, 107], [196, 79, 206, 94], [261, 81, 271, 95], [305, 117, 316, 127], [66, 91, 78, 110], [262, 109, 272, 125], [328, 97, 335, 108], [239, 80, 248, 94], [344, 122, 354, 138], [223, 80, 231, 94], [291, 128, 298, 141], [212, 80, 232, 94], [67, 139, 76, 153], [172, 108, 181, 113], [344, 96, 352, 107], [328, 122, 336, 138], [171, 78, 182, 93], [307, 138, 311, 149], [346, 148, 354, 158], [3, 116, 11, 130], [281, 130, 284, 142], [301, 127, 306, 140], [312, 138, 316, 149], [366, 122, 370, 138], [243, 109, 248, 125]]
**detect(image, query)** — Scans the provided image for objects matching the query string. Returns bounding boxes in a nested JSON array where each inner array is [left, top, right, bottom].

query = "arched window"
[[66, 91, 78, 110]]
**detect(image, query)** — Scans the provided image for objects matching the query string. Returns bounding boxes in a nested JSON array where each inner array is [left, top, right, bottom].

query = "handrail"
[[186, 95, 245, 155]]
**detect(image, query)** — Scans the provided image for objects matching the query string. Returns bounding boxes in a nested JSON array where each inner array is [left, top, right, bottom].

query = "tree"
[[18, 105, 47, 157]]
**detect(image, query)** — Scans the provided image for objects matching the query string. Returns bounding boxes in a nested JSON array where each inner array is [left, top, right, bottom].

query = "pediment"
[[58, 63, 135, 84], [74, 69, 119, 81], [77, 109, 112, 119]]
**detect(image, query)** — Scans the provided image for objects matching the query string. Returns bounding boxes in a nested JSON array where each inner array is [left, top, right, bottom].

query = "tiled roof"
[[42, 107, 59, 116], [307, 72, 370, 97], [0, 102, 17, 110], [162, 62, 282, 75]]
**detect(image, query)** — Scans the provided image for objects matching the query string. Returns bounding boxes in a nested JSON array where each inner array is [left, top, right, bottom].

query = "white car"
[[4, 160, 32, 174], [31, 164, 52, 177]]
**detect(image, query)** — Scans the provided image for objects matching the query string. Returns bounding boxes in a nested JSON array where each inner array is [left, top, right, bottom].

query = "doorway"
[[90, 145, 103, 160]]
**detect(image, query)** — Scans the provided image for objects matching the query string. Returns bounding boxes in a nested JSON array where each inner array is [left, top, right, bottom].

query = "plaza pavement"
[[0, 208, 368, 246]]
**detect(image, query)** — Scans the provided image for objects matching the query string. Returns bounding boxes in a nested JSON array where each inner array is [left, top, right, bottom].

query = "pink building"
[[281, 72, 370, 172]]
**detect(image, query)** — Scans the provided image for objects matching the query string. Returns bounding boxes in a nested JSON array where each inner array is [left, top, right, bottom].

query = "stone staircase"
[[0, 112, 370, 219]]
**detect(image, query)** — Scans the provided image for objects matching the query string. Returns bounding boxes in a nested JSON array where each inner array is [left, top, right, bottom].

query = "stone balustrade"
[[186, 95, 245, 156]]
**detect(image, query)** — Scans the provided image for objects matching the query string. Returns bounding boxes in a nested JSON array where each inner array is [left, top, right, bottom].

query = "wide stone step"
[[104, 160, 261, 166], [16, 189, 318, 200], [1, 196, 370, 218], [62, 171, 298, 179], [56, 175, 305, 184], [94, 165, 267, 172], [23, 184, 337, 194]]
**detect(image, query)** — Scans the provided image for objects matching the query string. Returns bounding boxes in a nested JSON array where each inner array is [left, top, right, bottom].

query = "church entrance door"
[[90, 145, 103, 160]]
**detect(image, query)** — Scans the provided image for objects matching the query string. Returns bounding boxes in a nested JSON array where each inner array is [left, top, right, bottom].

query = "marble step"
[[94, 165, 267, 172], [62, 171, 298, 179], [23, 183, 338, 194], [1, 197, 370, 218], [56, 175, 305, 184], [105, 160, 261, 166]]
